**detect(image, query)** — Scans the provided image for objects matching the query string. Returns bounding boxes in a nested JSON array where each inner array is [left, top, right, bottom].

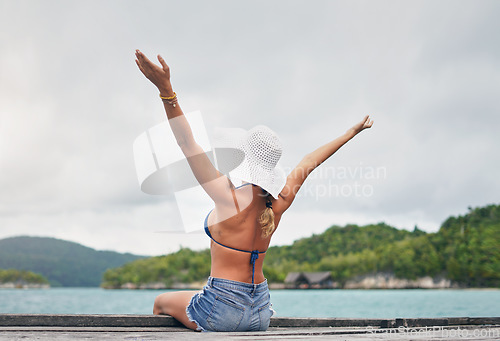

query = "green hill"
[[0, 236, 145, 287], [102, 204, 500, 288]]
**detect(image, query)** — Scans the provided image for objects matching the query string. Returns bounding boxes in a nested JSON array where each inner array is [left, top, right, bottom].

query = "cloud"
[[1, 0, 499, 255]]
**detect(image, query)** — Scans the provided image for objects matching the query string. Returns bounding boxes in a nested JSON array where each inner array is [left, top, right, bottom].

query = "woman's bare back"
[[206, 183, 283, 284]]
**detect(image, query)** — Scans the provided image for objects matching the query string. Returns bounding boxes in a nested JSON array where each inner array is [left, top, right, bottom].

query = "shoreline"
[[102, 274, 496, 290], [0, 283, 50, 289], [97, 284, 499, 291]]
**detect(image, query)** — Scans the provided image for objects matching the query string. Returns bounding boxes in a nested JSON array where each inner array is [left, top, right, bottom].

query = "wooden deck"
[[0, 315, 499, 340]]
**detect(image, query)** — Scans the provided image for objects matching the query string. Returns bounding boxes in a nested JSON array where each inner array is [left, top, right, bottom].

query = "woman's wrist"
[[345, 128, 358, 139], [158, 83, 174, 97]]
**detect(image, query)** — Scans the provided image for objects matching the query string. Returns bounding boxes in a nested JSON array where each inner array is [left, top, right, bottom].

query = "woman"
[[135, 50, 373, 332]]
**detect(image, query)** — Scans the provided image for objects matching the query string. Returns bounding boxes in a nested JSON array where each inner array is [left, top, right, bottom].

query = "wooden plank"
[[0, 314, 180, 327], [0, 327, 499, 340], [0, 314, 499, 329], [270, 317, 387, 327]]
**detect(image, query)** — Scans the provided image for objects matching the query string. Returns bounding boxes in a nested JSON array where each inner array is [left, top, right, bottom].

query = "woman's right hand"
[[348, 115, 374, 136], [135, 49, 173, 96]]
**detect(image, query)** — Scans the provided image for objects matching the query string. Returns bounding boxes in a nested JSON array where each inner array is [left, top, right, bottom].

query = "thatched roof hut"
[[284, 272, 334, 289]]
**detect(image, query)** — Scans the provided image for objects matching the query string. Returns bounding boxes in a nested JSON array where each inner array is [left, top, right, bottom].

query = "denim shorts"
[[186, 276, 274, 332]]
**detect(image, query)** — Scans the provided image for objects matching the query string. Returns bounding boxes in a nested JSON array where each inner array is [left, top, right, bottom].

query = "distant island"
[[1, 204, 497, 289], [0, 269, 50, 289], [101, 204, 499, 290], [0, 236, 145, 287]]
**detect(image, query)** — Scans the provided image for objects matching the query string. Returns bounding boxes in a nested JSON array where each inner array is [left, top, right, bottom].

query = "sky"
[[1, 0, 499, 256]]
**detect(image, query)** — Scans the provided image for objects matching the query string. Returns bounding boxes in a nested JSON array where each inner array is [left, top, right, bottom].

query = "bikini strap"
[[250, 250, 260, 284], [234, 182, 254, 189]]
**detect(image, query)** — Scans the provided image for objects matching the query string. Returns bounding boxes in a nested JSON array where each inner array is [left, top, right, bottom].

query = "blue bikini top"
[[204, 183, 267, 284]]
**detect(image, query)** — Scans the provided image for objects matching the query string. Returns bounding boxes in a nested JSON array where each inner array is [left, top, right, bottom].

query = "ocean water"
[[1, 288, 499, 318]]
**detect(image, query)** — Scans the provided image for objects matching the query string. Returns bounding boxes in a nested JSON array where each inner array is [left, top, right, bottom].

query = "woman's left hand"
[[349, 115, 374, 135], [135, 49, 173, 95]]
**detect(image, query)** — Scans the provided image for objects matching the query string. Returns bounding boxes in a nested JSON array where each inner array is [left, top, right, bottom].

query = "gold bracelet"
[[160, 92, 178, 108], [159, 92, 177, 100], [166, 98, 178, 108]]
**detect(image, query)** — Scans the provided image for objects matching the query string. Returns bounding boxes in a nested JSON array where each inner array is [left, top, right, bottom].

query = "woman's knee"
[[153, 293, 169, 315]]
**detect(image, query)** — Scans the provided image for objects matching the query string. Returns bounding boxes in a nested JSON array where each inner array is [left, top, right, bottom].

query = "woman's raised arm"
[[135, 50, 232, 203], [274, 115, 373, 214]]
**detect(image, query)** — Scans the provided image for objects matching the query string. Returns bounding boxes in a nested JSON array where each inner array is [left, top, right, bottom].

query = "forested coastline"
[[0, 269, 50, 288], [102, 204, 500, 289]]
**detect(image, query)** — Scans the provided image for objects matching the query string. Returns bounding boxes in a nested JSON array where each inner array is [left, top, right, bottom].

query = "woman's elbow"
[[176, 138, 188, 149], [301, 154, 318, 171]]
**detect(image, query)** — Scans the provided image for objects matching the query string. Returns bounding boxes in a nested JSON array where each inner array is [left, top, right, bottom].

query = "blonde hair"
[[259, 195, 275, 237]]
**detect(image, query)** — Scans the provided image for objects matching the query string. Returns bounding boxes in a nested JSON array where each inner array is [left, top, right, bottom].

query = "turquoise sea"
[[1, 288, 499, 318]]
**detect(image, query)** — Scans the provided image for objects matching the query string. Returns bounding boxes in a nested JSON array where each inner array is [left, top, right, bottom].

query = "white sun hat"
[[213, 125, 287, 199]]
